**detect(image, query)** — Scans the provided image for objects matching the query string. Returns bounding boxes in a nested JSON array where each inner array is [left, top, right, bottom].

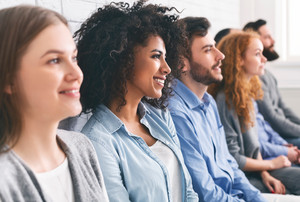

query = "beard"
[[263, 46, 279, 61], [189, 60, 222, 85]]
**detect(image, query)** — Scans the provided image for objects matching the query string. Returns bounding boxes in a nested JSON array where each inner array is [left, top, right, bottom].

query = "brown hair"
[[0, 5, 67, 152], [208, 32, 263, 131]]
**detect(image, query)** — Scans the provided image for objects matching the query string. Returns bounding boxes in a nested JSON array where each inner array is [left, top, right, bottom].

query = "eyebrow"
[[201, 44, 213, 50], [151, 49, 163, 54], [40, 48, 77, 58]]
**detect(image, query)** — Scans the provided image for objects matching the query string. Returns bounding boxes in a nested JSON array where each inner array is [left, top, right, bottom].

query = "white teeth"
[[155, 78, 165, 85], [61, 89, 79, 93]]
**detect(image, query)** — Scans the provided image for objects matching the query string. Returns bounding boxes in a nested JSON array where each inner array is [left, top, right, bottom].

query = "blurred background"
[[1, 0, 299, 115]]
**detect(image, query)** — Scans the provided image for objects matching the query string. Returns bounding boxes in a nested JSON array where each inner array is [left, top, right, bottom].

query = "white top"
[[150, 140, 182, 202], [35, 158, 75, 202]]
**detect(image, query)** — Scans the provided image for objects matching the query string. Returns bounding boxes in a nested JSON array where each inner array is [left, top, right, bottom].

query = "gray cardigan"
[[257, 69, 300, 138], [0, 129, 109, 202], [215, 91, 260, 169]]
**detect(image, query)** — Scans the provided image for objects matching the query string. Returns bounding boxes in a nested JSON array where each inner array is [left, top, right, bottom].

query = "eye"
[[205, 47, 212, 53], [48, 58, 60, 64], [72, 56, 77, 62], [255, 52, 261, 56], [151, 54, 161, 59]]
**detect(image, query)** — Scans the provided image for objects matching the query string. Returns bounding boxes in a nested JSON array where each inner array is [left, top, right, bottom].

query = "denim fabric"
[[168, 79, 266, 202], [81, 102, 198, 202]]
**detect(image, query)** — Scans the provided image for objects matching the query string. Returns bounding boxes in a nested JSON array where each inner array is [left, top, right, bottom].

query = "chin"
[[65, 104, 82, 117]]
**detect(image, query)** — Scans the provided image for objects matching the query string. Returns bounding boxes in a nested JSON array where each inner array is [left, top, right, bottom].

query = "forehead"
[[258, 25, 271, 36], [247, 38, 263, 50], [25, 23, 75, 54], [191, 33, 214, 47], [135, 35, 166, 52]]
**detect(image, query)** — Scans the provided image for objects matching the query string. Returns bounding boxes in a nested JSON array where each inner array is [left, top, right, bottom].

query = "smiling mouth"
[[154, 78, 165, 85], [59, 89, 79, 94]]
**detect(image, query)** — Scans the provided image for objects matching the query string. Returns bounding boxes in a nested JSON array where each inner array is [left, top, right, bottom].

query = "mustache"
[[267, 44, 274, 49], [212, 60, 222, 69]]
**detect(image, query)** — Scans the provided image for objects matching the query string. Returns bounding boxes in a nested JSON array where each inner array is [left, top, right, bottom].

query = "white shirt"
[[35, 158, 74, 202], [150, 140, 183, 202]]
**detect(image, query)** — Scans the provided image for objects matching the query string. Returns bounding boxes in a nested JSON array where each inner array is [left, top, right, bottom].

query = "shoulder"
[[260, 69, 276, 84], [0, 152, 31, 198], [143, 101, 171, 123], [57, 129, 92, 147], [57, 129, 99, 159], [214, 90, 226, 103]]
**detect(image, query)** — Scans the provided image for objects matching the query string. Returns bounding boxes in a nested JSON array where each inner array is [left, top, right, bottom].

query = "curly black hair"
[[74, 0, 187, 113]]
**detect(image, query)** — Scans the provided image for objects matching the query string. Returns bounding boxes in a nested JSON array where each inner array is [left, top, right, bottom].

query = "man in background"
[[243, 19, 300, 148]]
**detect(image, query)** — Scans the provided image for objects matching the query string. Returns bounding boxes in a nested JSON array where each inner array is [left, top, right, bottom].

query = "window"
[[287, 0, 300, 60]]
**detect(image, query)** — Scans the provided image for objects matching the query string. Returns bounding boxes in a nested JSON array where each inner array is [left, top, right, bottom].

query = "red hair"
[[208, 32, 263, 131]]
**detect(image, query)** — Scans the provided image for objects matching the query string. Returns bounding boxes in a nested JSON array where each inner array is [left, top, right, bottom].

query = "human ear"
[[181, 57, 190, 73], [4, 84, 12, 94]]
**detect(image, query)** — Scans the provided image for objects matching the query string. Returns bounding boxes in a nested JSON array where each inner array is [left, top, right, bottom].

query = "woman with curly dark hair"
[[74, 1, 198, 201]]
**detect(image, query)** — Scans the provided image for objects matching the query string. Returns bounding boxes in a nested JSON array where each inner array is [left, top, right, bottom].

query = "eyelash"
[[47, 56, 77, 64], [152, 54, 161, 59], [205, 48, 212, 52], [72, 56, 77, 62], [48, 58, 60, 64]]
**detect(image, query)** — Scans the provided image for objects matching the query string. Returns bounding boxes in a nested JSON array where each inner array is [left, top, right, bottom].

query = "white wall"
[[239, 0, 300, 116], [0, 0, 240, 36], [1, 0, 299, 115]]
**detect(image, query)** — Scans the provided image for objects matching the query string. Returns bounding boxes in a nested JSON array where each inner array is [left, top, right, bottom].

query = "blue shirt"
[[255, 101, 288, 160], [81, 101, 198, 202], [168, 79, 266, 202]]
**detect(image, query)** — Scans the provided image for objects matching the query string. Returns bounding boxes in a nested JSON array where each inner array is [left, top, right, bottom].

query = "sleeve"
[[257, 76, 300, 138], [166, 110, 199, 201], [89, 138, 131, 202], [220, 129, 267, 202], [216, 96, 247, 169], [255, 115, 288, 159], [170, 112, 243, 202], [259, 139, 288, 159]]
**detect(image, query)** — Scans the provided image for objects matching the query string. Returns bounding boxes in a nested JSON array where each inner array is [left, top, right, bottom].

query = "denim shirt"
[[81, 102, 198, 202], [255, 101, 288, 160], [168, 79, 266, 202]]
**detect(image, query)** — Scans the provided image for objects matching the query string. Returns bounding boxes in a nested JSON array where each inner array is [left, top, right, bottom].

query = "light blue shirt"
[[255, 101, 288, 160], [81, 101, 198, 202], [168, 79, 266, 202]]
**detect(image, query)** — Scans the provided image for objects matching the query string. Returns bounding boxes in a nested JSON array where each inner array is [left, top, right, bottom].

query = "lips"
[[59, 89, 80, 98], [154, 78, 165, 85], [59, 89, 79, 94]]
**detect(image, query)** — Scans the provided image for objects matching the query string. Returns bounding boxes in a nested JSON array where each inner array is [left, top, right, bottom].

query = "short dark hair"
[[214, 28, 231, 45], [0, 5, 67, 152], [243, 19, 266, 32], [171, 17, 210, 78], [75, 0, 187, 112], [180, 17, 210, 39]]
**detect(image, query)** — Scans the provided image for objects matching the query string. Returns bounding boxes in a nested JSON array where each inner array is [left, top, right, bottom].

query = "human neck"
[[180, 76, 208, 100], [12, 118, 65, 173], [109, 96, 141, 123]]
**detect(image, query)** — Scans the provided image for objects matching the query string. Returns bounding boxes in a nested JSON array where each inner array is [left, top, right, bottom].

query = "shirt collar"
[[172, 79, 212, 111], [93, 102, 150, 134]]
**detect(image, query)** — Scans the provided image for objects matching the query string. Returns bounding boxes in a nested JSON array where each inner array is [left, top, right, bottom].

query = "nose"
[[215, 47, 225, 60], [271, 37, 275, 45], [161, 58, 171, 75], [66, 61, 83, 84], [262, 54, 267, 63]]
